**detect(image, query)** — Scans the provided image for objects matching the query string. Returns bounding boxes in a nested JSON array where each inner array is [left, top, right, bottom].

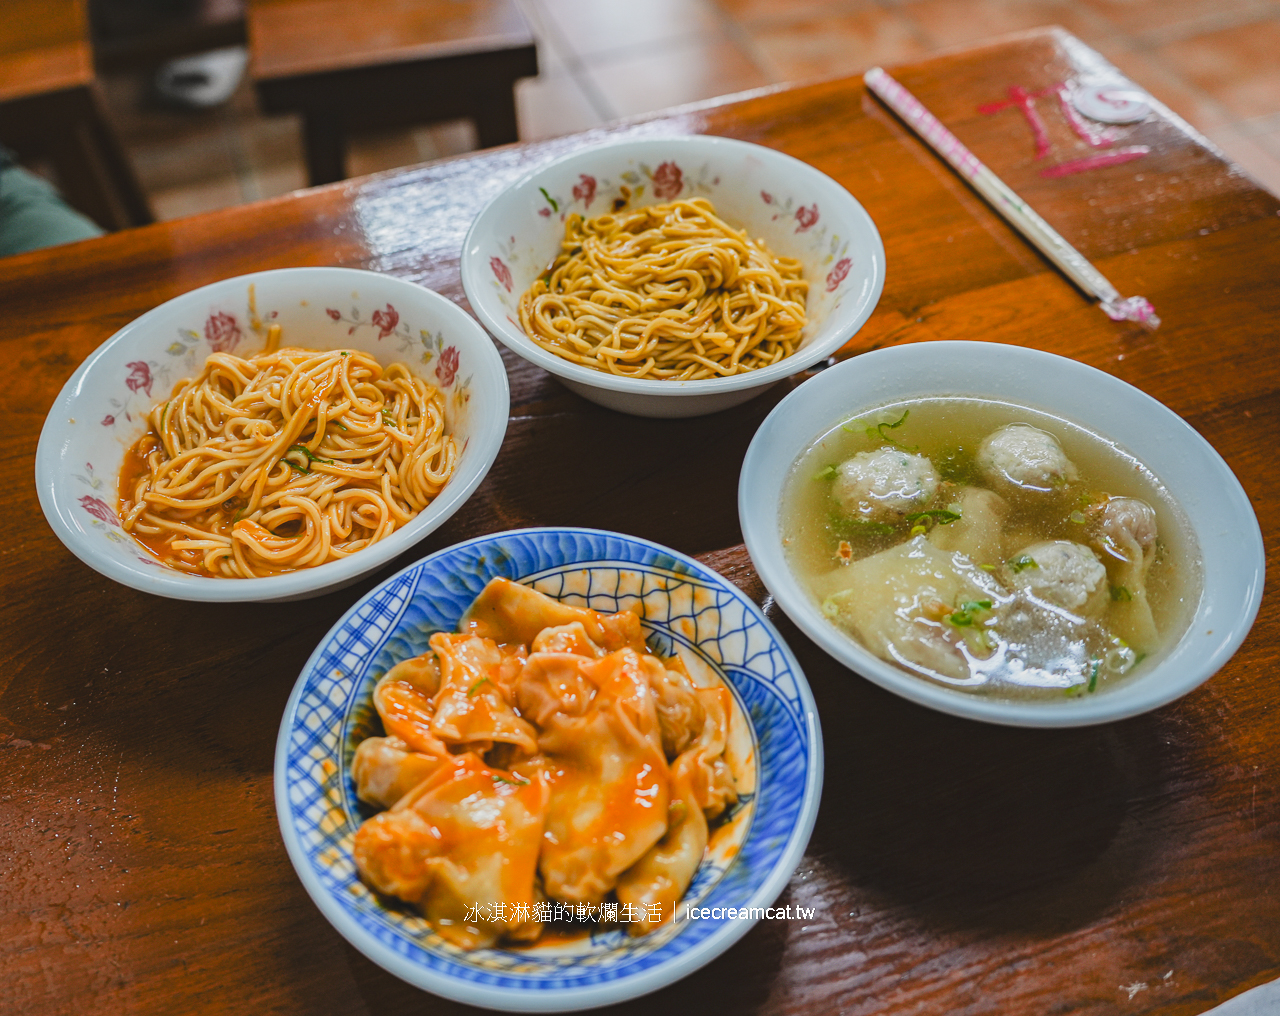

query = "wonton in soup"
[[783, 398, 1201, 698]]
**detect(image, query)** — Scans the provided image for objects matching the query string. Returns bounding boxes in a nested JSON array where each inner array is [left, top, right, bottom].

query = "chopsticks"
[[864, 66, 1160, 329]]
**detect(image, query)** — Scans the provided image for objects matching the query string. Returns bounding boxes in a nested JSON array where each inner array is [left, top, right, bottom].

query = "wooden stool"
[[0, 0, 153, 230], [248, 0, 538, 186]]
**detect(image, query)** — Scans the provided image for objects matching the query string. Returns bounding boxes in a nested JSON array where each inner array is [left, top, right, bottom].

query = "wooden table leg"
[[0, 85, 153, 231], [302, 108, 346, 186], [472, 80, 521, 149]]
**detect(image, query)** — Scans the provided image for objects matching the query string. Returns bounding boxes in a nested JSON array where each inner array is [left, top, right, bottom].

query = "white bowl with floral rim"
[[738, 341, 1266, 727], [460, 136, 885, 418], [35, 268, 510, 602]]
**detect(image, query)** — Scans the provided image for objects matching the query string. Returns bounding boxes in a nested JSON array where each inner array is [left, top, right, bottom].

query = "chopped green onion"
[[948, 611, 974, 627], [959, 600, 993, 612], [1068, 510, 1087, 524], [1088, 658, 1100, 693], [910, 525, 926, 535], [1111, 585, 1133, 602], [493, 772, 530, 786], [285, 444, 333, 472], [870, 409, 909, 439], [467, 676, 491, 697], [1009, 554, 1039, 573], [539, 187, 559, 212], [979, 563, 996, 572], [814, 464, 837, 481]]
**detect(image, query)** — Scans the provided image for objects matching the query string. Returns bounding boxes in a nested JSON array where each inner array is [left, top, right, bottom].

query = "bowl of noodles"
[[35, 267, 510, 602], [460, 135, 885, 418]]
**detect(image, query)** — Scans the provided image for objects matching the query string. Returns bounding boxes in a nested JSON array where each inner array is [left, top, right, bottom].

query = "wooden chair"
[[248, 0, 538, 186], [0, 0, 152, 230]]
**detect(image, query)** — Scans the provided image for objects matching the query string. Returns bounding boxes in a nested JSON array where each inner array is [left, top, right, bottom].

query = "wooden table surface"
[[2, 27, 1277, 1016]]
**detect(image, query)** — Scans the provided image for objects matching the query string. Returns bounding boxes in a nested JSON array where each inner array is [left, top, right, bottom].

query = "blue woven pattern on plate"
[[282, 528, 815, 992]]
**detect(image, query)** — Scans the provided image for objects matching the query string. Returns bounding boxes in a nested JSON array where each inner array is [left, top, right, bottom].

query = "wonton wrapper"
[[615, 683, 737, 934], [429, 633, 537, 755], [352, 735, 446, 809], [462, 577, 646, 653], [530, 648, 670, 905], [825, 535, 997, 682], [353, 753, 549, 950], [927, 485, 1007, 568]]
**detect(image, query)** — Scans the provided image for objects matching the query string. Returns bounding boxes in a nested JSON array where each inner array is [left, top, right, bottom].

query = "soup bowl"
[[35, 267, 509, 602], [275, 528, 822, 1010], [460, 135, 885, 418], [738, 341, 1265, 728]]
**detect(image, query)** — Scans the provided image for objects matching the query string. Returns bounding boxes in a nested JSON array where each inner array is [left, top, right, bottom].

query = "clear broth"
[[781, 397, 1202, 699]]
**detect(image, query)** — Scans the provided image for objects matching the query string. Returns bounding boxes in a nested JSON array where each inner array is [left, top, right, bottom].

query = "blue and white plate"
[[275, 528, 822, 1012]]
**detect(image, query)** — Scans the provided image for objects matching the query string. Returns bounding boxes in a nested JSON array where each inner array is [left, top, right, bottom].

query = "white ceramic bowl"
[[460, 135, 885, 418], [35, 268, 510, 602], [276, 528, 822, 1011], [739, 341, 1266, 728]]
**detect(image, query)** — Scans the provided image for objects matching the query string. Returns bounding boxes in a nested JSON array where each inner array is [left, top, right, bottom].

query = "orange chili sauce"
[[116, 429, 241, 571]]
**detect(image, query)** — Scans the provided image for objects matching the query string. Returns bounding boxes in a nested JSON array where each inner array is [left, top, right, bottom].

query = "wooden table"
[[3, 27, 1278, 1016], [249, 0, 538, 185]]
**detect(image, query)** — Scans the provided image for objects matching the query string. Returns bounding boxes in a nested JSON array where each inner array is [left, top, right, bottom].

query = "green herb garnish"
[[845, 409, 917, 450], [284, 444, 333, 472], [830, 513, 895, 537], [493, 772, 530, 786], [539, 187, 559, 212], [870, 409, 909, 440], [467, 676, 492, 697], [1088, 658, 1100, 693], [1068, 510, 1087, 524], [814, 464, 837, 481], [905, 507, 962, 526], [979, 563, 996, 572], [947, 599, 993, 628], [1110, 585, 1133, 602], [1009, 553, 1039, 573]]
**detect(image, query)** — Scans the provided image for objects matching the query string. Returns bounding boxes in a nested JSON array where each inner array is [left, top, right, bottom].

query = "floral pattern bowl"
[[35, 267, 510, 602], [460, 135, 885, 418], [275, 527, 822, 1011]]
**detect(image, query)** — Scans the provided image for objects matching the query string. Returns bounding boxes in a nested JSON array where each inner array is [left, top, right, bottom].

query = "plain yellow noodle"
[[120, 346, 456, 578], [519, 198, 808, 381]]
